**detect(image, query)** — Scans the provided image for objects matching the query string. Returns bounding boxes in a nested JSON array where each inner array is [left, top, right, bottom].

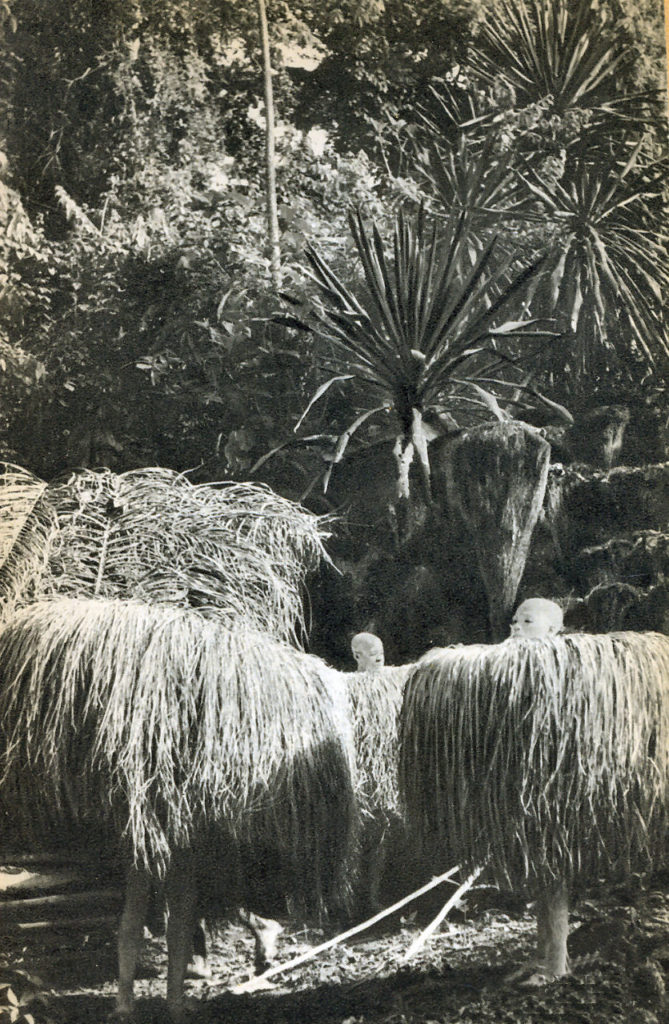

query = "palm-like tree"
[[415, 0, 668, 387], [471, 0, 635, 121], [519, 147, 668, 376], [297, 208, 554, 501]]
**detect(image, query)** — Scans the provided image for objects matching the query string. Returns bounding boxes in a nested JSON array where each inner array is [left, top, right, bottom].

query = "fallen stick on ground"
[[0, 853, 100, 866], [231, 864, 460, 994], [0, 869, 79, 893], [0, 888, 121, 924], [2, 915, 117, 932], [402, 865, 484, 961]]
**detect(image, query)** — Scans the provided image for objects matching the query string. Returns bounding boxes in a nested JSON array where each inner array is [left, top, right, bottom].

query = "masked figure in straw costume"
[[507, 597, 566, 983], [346, 631, 419, 918], [0, 599, 359, 1021], [0, 465, 359, 1020], [399, 597, 669, 989]]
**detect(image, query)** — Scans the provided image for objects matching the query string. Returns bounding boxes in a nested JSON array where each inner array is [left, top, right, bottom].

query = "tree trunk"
[[536, 879, 569, 977], [393, 434, 414, 502], [392, 434, 429, 542], [257, 0, 281, 290], [443, 422, 551, 640]]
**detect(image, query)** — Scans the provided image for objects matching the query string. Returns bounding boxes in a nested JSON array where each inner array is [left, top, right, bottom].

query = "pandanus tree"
[[418, 0, 668, 388], [519, 148, 669, 378], [469, 0, 650, 130], [417, 137, 526, 255], [291, 206, 555, 508], [421, 0, 654, 180], [421, 137, 668, 380]]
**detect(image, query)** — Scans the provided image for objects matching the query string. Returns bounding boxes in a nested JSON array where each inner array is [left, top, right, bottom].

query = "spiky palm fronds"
[[0, 598, 356, 913], [0, 464, 56, 622], [299, 207, 553, 498], [346, 665, 413, 818], [0, 465, 328, 644], [419, 138, 526, 251], [307, 208, 550, 426], [471, 0, 633, 120], [399, 633, 669, 890], [419, 81, 495, 149], [520, 152, 668, 375]]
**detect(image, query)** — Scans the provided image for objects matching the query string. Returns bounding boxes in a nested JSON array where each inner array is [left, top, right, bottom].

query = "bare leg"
[[535, 879, 569, 979], [360, 841, 386, 917], [187, 919, 212, 979], [505, 878, 569, 987], [165, 853, 198, 1022], [357, 817, 386, 918], [238, 907, 284, 974], [117, 865, 151, 1018]]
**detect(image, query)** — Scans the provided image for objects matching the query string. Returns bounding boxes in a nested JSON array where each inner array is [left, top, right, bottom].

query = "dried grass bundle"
[[399, 634, 669, 889], [0, 464, 56, 621], [346, 666, 413, 818], [0, 598, 356, 911], [0, 465, 329, 643]]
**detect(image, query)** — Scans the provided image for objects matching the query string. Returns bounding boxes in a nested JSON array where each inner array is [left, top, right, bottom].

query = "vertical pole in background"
[[257, 0, 281, 291]]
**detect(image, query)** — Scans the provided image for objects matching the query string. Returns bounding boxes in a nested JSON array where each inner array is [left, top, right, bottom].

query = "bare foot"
[[252, 917, 284, 974], [109, 1009, 133, 1022], [186, 955, 212, 980], [504, 962, 560, 987]]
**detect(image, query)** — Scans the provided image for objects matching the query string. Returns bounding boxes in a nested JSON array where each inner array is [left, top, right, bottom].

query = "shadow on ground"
[[2, 881, 668, 1024]]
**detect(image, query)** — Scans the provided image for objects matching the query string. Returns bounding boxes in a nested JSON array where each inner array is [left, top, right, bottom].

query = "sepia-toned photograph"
[[0, 1, 667, 1021]]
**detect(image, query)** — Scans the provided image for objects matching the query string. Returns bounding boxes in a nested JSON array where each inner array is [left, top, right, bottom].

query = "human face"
[[352, 637, 385, 671], [509, 601, 556, 639]]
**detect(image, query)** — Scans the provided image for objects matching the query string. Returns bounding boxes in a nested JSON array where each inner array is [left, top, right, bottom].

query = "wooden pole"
[[257, 0, 281, 290], [231, 865, 461, 993], [402, 865, 483, 960]]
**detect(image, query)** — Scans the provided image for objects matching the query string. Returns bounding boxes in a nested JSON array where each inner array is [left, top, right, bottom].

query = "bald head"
[[351, 632, 385, 672], [510, 598, 564, 639]]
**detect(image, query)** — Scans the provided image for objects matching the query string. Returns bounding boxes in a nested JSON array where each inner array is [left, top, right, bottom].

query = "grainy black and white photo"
[[0, 1, 667, 1021]]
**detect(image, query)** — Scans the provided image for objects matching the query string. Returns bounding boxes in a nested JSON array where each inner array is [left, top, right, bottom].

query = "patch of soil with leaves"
[[1, 879, 668, 1024]]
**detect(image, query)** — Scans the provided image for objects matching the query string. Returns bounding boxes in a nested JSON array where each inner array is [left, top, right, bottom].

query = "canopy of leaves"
[[0, 0, 665, 489]]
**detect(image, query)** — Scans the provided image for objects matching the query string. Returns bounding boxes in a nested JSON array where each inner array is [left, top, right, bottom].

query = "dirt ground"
[[1, 877, 668, 1024]]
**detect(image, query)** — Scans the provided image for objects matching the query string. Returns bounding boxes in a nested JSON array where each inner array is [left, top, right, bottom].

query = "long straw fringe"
[[399, 634, 669, 889], [345, 666, 413, 818], [0, 599, 356, 913]]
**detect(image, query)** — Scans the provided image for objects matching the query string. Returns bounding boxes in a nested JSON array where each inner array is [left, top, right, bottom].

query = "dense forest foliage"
[[0, 0, 666, 506]]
